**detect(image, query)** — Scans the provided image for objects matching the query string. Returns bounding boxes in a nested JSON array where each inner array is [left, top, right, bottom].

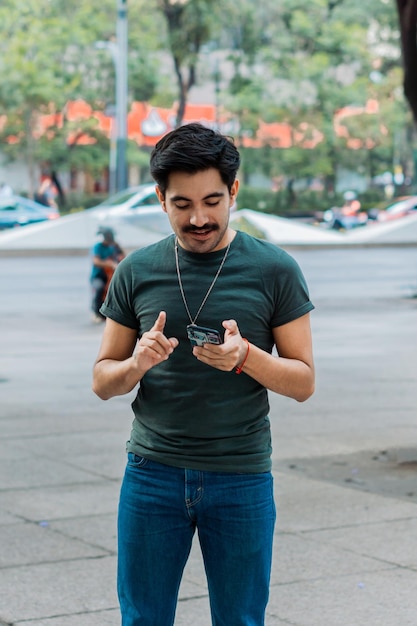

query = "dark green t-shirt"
[[101, 231, 314, 472]]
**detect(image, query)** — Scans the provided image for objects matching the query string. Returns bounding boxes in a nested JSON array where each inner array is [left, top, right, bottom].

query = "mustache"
[[183, 224, 219, 233]]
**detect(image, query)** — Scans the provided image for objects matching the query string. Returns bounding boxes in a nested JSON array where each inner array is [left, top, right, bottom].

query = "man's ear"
[[155, 186, 166, 211], [230, 179, 239, 206]]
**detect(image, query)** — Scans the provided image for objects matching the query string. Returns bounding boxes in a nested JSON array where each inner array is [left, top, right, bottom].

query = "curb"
[[0, 241, 416, 257]]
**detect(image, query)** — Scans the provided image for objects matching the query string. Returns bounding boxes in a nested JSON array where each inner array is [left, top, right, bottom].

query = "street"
[[1, 245, 417, 482], [0, 245, 417, 626]]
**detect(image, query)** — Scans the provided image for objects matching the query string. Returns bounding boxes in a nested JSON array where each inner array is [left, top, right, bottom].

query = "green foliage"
[[227, 0, 405, 191], [0, 0, 163, 188], [0, 0, 407, 196], [237, 185, 334, 217], [62, 190, 109, 214]]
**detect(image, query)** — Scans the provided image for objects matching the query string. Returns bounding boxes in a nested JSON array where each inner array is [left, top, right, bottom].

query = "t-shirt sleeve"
[[99, 256, 138, 330], [270, 251, 314, 327], [92, 242, 101, 256]]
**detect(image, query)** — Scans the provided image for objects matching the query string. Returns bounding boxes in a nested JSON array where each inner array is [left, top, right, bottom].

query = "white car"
[[90, 184, 160, 220], [376, 196, 417, 222]]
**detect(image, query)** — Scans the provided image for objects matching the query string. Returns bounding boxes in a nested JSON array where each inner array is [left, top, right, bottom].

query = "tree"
[[157, 0, 215, 127], [0, 0, 406, 200], [0, 0, 161, 196], [0, 0, 74, 195], [217, 0, 404, 197]]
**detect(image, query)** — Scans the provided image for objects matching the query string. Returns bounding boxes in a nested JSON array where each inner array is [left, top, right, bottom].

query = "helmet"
[[97, 226, 115, 241]]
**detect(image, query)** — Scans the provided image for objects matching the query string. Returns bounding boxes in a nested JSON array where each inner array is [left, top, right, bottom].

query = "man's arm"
[[92, 254, 118, 271], [92, 311, 178, 400], [193, 313, 315, 403], [242, 315, 314, 402]]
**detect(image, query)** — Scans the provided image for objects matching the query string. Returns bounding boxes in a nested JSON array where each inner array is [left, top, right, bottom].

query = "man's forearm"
[[240, 343, 315, 402], [92, 357, 144, 400]]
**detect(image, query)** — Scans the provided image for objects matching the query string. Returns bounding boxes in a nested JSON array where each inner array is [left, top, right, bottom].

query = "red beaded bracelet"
[[235, 338, 250, 374]]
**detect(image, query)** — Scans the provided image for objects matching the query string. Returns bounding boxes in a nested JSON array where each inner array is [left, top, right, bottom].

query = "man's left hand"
[[192, 319, 248, 372]]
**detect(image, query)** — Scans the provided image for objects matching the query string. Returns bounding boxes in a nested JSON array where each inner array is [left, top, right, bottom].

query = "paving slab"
[[175, 597, 213, 626], [267, 568, 417, 626], [304, 518, 417, 569], [276, 449, 417, 504], [0, 521, 109, 568], [274, 473, 417, 532], [8, 431, 128, 481], [1, 248, 417, 626], [0, 441, 106, 490], [270, 531, 389, 586], [0, 509, 20, 526], [0, 406, 130, 438], [49, 513, 118, 554], [13, 609, 121, 626], [0, 481, 121, 522], [0, 557, 119, 623]]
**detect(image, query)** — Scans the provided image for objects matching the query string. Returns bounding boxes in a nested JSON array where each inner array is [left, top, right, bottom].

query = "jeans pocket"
[[127, 452, 149, 468]]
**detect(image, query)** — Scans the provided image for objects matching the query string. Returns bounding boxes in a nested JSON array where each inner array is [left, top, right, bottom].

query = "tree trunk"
[[396, 0, 417, 123], [25, 108, 37, 199], [173, 56, 187, 128]]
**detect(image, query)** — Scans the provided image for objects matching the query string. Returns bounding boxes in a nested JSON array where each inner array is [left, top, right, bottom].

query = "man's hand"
[[93, 312, 178, 401], [192, 319, 248, 372], [105, 259, 119, 270], [134, 311, 178, 372]]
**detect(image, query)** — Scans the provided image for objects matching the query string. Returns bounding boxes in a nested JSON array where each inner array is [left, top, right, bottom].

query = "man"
[[92, 123, 315, 625], [90, 226, 125, 323]]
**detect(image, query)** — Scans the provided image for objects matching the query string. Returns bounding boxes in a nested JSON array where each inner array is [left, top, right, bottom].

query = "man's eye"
[[175, 203, 190, 210], [206, 201, 220, 207]]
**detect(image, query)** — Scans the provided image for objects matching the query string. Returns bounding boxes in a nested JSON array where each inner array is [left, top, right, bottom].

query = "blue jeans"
[[118, 454, 276, 626]]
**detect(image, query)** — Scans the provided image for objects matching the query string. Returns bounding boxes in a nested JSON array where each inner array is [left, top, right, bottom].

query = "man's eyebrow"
[[170, 191, 225, 202]]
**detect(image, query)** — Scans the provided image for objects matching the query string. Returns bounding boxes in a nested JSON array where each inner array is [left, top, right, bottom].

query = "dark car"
[[0, 195, 60, 230]]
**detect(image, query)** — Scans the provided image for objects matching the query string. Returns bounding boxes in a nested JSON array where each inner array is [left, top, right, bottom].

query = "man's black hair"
[[150, 123, 240, 194]]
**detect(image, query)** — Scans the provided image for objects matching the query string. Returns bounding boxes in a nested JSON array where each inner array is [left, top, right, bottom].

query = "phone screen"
[[186, 324, 222, 347]]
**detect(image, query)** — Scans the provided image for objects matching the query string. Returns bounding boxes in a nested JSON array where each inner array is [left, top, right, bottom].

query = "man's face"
[[156, 168, 238, 253]]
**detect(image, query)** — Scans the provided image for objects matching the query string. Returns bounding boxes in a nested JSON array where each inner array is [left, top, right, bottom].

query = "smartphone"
[[186, 324, 223, 347]]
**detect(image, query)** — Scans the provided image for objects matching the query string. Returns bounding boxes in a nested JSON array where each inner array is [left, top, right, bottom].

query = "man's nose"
[[189, 206, 209, 227]]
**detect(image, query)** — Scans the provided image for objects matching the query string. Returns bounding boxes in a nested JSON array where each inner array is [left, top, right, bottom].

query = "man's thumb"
[[222, 319, 238, 334]]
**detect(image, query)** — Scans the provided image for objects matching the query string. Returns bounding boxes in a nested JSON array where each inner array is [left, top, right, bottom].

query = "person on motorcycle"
[[325, 191, 367, 231], [90, 226, 125, 323]]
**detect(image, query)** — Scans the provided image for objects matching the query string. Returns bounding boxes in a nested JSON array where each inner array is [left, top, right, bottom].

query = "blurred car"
[[121, 206, 173, 235], [0, 195, 60, 230], [368, 196, 417, 222], [89, 184, 160, 220]]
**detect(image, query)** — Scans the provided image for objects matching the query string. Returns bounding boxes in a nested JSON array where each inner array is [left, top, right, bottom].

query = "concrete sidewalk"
[[0, 249, 417, 625]]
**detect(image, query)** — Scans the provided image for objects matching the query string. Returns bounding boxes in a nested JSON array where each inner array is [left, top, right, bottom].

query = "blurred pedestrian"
[[90, 226, 125, 323], [35, 177, 58, 209]]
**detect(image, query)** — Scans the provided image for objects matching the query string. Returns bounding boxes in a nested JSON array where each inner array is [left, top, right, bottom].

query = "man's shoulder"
[[122, 235, 174, 267], [235, 231, 292, 263], [92, 241, 106, 255]]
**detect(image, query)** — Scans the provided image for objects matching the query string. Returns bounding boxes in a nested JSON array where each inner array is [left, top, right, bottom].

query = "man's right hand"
[[93, 312, 178, 400], [134, 311, 178, 372]]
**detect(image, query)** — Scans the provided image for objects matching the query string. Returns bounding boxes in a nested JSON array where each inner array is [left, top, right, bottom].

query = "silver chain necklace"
[[174, 237, 231, 325]]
